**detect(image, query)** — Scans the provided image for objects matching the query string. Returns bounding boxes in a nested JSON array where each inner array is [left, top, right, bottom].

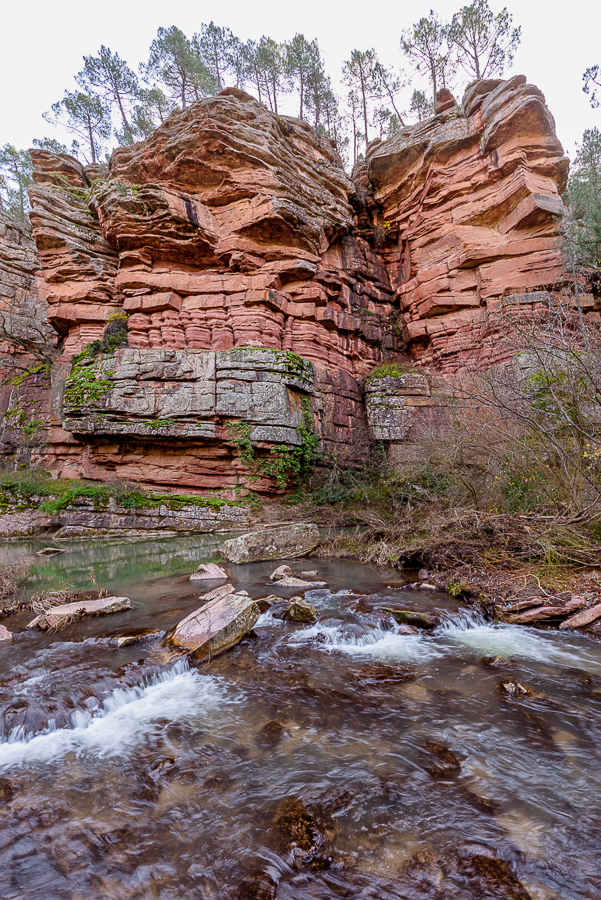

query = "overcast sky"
[[1, 0, 599, 159]]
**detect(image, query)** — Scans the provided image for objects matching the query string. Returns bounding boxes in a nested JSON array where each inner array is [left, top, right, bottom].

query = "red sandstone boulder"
[[170, 583, 260, 658]]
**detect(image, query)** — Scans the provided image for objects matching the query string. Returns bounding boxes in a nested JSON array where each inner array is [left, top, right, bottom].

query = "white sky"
[[0, 0, 599, 158]]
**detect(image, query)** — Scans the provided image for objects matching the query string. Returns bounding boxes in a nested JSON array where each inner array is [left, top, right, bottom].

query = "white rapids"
[[0, 660, 235, 771]]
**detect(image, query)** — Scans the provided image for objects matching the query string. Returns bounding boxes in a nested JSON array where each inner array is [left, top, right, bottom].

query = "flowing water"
[[1, 535, 601, 899]]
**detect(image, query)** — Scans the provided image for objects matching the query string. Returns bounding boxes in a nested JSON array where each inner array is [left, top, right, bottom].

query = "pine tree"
[[342, 50, 381, 149], [45, 92, 112, 164], [447, 0, 521, 81], [565, 128, 601, 271], [141, 26, 216, 109], [285, 34, 321, 120], [0, 145, 33, 229], [401, 11, 451, 104], [583, 65, 600, 108], [194, 22, 236, 90], [77, 46, 141, 142]]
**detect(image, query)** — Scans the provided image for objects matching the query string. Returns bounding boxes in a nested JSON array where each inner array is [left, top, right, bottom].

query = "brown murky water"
[[1, 535, 601, 899]]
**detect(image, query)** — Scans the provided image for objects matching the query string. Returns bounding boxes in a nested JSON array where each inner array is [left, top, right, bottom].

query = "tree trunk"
[[360, 67, 369, 148], [87, 120, 97, 164], [116, 93, 130, 135]]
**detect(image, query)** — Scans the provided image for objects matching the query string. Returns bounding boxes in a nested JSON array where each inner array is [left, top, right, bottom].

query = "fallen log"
[[507, 596, 586, 624], [559, 602, 601, 630]]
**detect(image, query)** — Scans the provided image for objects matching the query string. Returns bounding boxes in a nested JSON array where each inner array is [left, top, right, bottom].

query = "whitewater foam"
[[288, 622, 442, 662], [439, 612, 601, 671], [0, 660, 235, 771]]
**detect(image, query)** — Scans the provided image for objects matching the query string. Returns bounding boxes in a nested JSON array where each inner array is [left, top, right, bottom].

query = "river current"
[[1, 534, 600, 899]]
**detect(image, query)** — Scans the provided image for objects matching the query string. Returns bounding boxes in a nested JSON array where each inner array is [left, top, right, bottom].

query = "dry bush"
[[0, 558, 30, 614]]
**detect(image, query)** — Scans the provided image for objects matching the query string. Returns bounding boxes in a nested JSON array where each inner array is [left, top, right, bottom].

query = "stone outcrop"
[[0, 76, 574, 493], [221, 523, 320, 563], [366, 75, 573, 371], [0, 211, 54, 462]]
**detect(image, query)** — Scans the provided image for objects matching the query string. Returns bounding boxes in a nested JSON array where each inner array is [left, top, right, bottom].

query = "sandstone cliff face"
[[0, 211, 53, 462], [367, 75, 571, 370], [18, 77, 571, 491]]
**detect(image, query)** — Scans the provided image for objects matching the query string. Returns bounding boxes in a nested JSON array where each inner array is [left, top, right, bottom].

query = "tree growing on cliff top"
[[285, 34, 321, 120], [401, 11, 452, 104], [76, 46, 141, 144], [194, 22, 238, 90], [342, 49, 382, 149], [0, 145, 33, 229], [583, 65, 600, 108], [45, 92, 111, 164], [447, 0, 521, 80], [141, 26, 217, 109]]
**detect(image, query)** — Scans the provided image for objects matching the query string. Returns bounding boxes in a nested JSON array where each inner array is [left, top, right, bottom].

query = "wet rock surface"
[[221, 524, 320, 564]]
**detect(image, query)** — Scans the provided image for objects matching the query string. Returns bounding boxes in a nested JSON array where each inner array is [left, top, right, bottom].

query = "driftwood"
[[507, 596, 587, 624], [559, 602, 601, 630]]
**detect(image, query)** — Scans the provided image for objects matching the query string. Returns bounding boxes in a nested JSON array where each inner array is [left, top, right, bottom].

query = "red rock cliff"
[[17, 77, 571, 491]]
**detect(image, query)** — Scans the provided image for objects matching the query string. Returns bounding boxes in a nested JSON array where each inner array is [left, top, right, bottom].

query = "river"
[[0, 535, 600, 898]]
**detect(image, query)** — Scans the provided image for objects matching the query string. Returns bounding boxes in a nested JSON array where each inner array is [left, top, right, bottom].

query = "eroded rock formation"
[[367, 75, 572, 370], [4, 76, 574, 491]]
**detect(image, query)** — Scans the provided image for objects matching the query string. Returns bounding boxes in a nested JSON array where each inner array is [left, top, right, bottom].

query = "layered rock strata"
[[367, 75, 575, 370], [0, 211, 53, 462], [9, 76, 573, 491]]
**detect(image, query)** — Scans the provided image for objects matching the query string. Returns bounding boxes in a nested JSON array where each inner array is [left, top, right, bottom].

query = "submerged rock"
[[189, 562, 229, 582], [170, 584, 260, 658], [36, 547, 65, 557], [422, 740, 462, 778], [271, 797, 325, 854], [236, 869, 278, 900], [497, 681, 555, 704], [114, 629, 162, 647], [221, 524, 320, 564], [256, 720, 285, 747], [283, 598, 317, 623], [27, 596, 131, 630]]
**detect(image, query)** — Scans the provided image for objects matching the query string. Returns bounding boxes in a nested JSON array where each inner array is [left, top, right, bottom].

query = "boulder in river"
[[27, 596, 131, 630], [189, 562, 229, 582], [221, 523, 320, 564], [284, 597, 317, 623], [0, 624, 12, 641], [170, 584, 260, 658], [270, 563, 326, 587], [380, 607, 440, 629]]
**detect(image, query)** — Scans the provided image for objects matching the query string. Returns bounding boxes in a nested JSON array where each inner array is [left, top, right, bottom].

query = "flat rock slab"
[[221, 524, 320, 564], [0, 625, 12, 641], [273, 576, 327, 588], [190, 563, 229, 582], [170, 585, 260, 659], [27, 596, 131, 630]]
